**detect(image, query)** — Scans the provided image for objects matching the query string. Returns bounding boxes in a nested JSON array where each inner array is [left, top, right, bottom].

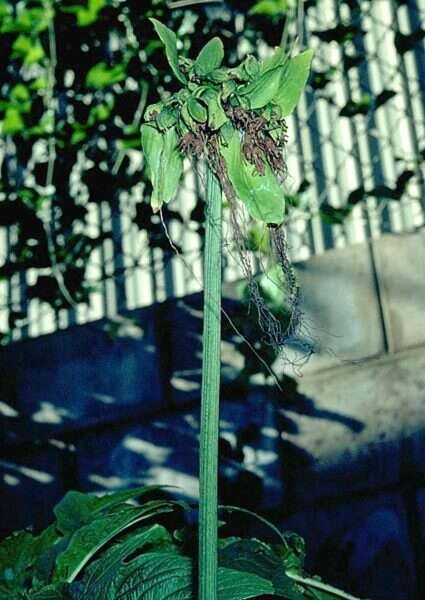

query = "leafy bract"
[[201, 87, 228, 130], [194, 37, 224, 77], [220, 129, 285, 224], [239, 67, 284, 109], [141, 124, 183, 212], [273, 50, 314, 116], [150, 18, 187, 84], [260, 46, 287, 73]]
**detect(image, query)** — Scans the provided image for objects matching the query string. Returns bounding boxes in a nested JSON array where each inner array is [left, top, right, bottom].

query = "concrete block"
[[280, 346, 425, 505], [223, 242, 386, 376], [75, 392, 285, 509], [373, 230, 425, 352], [284, 242, 386, 374], [0, 444, 66, 536], [0, 306, 164, 437], [160, 296, 246, 407], [281, 492, 417, 600], [75, 418, 200, 500]]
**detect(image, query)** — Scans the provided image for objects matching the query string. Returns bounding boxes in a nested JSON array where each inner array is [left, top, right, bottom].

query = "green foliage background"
[[0, 0, 423, 342]]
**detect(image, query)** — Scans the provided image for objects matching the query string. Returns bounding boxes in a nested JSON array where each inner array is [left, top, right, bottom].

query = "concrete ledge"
[[283, 345, 425, 505], [373, 230, 425, 352]]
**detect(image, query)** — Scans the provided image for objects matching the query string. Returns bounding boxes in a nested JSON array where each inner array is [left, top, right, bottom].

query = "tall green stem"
[[199, 167, 222, 600]]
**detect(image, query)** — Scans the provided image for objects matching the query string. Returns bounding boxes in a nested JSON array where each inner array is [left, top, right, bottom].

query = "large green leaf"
[[149, 19, 187, 85], [54, 485, 165, 536], [218, 567, 274, 599], [273, 50, 314, 116], [53, 502, 175, 583], [111, 551, 276, 600], [219, 538, 304, 600], [220, 129, 285, 224], [79, 524, 173, 600], [115, 552, 193, 600], [141, 124, 183, 212], [0, 530, 35, 597], [194, 37, 224, 77], [27, 583, 67, 599]]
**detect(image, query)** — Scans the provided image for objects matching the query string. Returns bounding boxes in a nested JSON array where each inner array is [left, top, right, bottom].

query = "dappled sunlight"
[[88, 474, 129, 489], [0, 401, 19, 418], [90, 393, 116, 405], [31, 402, 72, 424], [0, 460, 54, 484], [144, 467, 199, 500], [170, 376, 200, 392], [122, 435, 172, 463], [3, 474, 20, 486]]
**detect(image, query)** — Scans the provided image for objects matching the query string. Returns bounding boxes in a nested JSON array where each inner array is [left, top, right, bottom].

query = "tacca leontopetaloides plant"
[[140, 17, 364, 600], [0, 19, 365, 600]]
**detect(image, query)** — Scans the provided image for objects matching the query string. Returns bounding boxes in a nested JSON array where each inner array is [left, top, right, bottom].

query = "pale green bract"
[[193, 36, 224, 77], [273, 49, 314, 116], [238, 67, 283, 109], [149, 18, 187, 85], [201, 87, 228, 130], [220, 128, 285, 225], [141, 124, 183, 212]]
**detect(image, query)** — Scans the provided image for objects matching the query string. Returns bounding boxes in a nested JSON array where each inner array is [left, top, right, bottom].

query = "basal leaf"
[[80, 525, 173, 600], [219, 538, 304, 600], [113, 551, 276, 600], [194, 37, 224, 77], [220, 129, 285, 224], [115, 552, 193, 600], [218, 567, 274, 599], [0, 530, 35, 595], [149, 18, 187, 85], [53, 502, 175, 582], [54, 485, 165, 536], [273, 49, 314, 116], [27, 583, 67, 599]]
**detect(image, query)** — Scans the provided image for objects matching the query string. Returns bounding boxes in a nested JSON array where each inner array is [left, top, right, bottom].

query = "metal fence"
[[1, 0, 424, 341]]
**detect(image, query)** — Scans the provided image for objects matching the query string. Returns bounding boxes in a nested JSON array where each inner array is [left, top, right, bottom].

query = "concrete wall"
[[1, 230, 424, 598]]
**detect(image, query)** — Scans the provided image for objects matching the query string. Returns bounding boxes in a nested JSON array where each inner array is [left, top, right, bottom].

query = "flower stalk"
[[198, 166, 222, 600]]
